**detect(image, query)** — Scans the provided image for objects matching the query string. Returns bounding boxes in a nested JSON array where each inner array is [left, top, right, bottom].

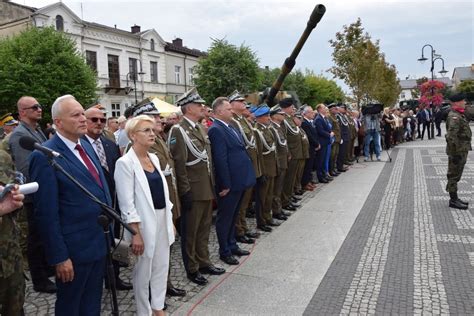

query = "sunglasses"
[[89, 117, 107, 123], [23, 104, 42, 111]]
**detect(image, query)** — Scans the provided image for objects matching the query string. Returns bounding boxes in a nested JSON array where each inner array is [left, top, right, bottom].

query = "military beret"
[[254, 105, 270, 118], [270, 104, 285, 115], [228, 90, 246, 103], [279, 98, 294, 108], [449, 93, 466, 103], [249, 105, 259, 113], [0, 113, 18, 127], [176, 87, 206, 107]]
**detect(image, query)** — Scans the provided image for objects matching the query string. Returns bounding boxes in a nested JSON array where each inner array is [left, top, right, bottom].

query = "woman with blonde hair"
[[115, 115, 175, 315]]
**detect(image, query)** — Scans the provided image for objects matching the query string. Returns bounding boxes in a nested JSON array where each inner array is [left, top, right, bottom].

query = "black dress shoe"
[[281, 210, 292, 216], [290, 201, 301, 207], [199, 264, 226, 275], [236, 235, 255, 244], [291, 195, 302, 201], [33, 279, 57, 293], [166, 286, 187, 297], [273, 213, 288, 221], [283, 204, 297, 211], [187, 272, 208, 285], [220, 255, 239, 265], [232, 248, 250, 256], [268, 219, 281, 226], [318, 178, 329, 183], [329, 172, 339, 177], [449, 199, 468, 210], [324, 176, 333, 182], [115, 278, 133, 291], [257, 224, 272, 232], [457, 198, 469, 206], [245, 231, 260, 239], [291, 198, 301, 205], [337, 168, 347, 172]]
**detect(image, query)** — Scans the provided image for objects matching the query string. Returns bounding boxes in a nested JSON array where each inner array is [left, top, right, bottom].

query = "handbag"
[[112, 238, 137, 266]]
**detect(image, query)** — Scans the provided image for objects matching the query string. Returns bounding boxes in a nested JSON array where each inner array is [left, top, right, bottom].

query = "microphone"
[[19, 136, 61, 158]]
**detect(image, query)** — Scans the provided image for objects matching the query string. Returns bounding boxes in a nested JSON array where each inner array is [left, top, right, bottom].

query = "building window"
[[150, 61, 158, 83], [189, 67, 195, 85], [85, 50, 97, 72], [56, 15, 64, 31], [150, 39, 155, 51], [401, 92, 406, 99], [175, 66, 181, 84], [108, 54, 120, 87], [129, 58, 138, 81], [111, 103, 121, 117]]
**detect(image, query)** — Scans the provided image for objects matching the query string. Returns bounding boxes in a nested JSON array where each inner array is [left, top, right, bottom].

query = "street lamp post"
[[126, 68, 145, 106]]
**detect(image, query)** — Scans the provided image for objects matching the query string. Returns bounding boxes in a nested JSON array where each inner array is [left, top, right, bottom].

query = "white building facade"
[[0, 1, 205, 117]]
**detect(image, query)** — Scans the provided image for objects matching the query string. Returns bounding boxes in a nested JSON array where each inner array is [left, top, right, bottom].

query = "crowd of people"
[[0, 89, 469, 315]]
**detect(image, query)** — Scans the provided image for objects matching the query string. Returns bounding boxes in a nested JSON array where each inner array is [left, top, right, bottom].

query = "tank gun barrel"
[[266, 4, 326, 106]]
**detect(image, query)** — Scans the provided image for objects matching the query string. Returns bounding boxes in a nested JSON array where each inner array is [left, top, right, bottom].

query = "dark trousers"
[[316, 144, 328, 180], [216, 190, 244, 257], [55, 257, 105, 316], [421, 122, 431, 139], [25, 202, 50, 284], [301, 151, 315, 186], [435, 120, 442, 136], [337, 139, 348, 170]]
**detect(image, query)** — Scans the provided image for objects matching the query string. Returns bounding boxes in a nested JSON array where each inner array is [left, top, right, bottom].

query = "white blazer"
[[114, 147, 175, 258]]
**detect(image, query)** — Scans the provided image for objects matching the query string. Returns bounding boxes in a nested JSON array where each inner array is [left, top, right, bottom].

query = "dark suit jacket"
[[29, 134, 112, 266], [208, 119, 256, 192], [314, 114, 332, 146], [301, 119, 320, 154]]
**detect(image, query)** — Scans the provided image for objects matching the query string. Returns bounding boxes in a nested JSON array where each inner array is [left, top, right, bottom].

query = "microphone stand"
[[47, 157, 136, 316]]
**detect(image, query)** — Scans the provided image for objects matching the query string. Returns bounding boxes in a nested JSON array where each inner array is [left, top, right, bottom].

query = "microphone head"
[[19, 136, 37, 151]]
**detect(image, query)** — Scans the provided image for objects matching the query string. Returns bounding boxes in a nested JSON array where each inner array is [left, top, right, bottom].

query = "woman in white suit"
[[115, 115, 175, 316]]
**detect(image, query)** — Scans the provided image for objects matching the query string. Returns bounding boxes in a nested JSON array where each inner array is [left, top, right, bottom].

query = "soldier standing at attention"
[[228, 91, 260, 244], [445, 93, 472, 210], [169, 88, 225, 286], [0, 149, 25, 314]]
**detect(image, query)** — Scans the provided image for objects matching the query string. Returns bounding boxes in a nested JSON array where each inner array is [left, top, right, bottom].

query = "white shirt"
[[56, 131, 98, 172]]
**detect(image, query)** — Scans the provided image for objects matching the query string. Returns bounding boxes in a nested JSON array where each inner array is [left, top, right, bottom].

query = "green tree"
[[304, 74, 345, 105], [0, 27, 97, 123], [329, 18, 400, 107], [457, 79, 474, 95], [194, 39, 261, 103]]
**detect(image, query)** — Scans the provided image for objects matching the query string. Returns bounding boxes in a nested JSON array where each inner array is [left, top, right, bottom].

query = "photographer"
[[361, 105, 382, 161]]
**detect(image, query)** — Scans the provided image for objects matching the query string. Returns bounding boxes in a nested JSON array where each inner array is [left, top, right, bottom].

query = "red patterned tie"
[[75, 144, 102, 187]]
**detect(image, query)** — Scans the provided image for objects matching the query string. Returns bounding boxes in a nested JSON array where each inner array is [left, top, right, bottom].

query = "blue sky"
[[12, 0, 474, 91]]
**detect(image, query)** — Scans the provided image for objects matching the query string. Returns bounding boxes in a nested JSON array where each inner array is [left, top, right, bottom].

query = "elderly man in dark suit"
[[208, 97, 256, 265], [301, 105, 320, 191], [82, 106, 132, 291], [30, 95, 112, 315], [314, 104, 334, 183], [8, 96, 55, 293]]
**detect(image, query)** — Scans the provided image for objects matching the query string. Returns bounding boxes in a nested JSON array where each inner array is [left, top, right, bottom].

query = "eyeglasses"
[[89, 117, 107, 124], [23, 104, 42, 111], [136, 128, 155, 134]]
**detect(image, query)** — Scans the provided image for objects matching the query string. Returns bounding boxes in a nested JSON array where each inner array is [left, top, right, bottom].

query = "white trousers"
[[133, 208, 170, 315]]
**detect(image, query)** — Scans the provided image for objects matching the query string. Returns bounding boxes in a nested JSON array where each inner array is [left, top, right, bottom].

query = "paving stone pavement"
[[304, 128, 474, 315]]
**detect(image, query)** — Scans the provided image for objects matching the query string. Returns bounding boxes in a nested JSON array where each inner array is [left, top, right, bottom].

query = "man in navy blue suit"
[[314, 104, 334, 182], [82, 106, 132, 291], [208, 97, 256, 265], [30, 95, 112, 315]]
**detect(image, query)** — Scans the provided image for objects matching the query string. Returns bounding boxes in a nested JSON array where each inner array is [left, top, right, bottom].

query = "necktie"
[[93, 139, 109, 172], [75, 144, 102, 187]]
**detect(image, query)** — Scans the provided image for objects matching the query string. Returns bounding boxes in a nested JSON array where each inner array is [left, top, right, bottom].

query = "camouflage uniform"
[[445, 109, 472, 193], [0, 149, 25, 315]]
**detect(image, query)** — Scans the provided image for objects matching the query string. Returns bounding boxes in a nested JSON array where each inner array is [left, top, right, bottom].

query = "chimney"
[[172, 38, 183, 47], [131, 25, 141, 34]]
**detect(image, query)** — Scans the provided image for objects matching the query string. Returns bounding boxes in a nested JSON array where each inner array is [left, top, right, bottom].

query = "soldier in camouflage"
[[0, 149, 25, 315], [445, 93, 472, 210]]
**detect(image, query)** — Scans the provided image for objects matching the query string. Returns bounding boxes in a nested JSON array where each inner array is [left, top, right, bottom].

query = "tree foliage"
[[194, 39, 261, 103], [457, 79, 474, 95], [0, 27, 97, 123], [329, 18, 400, 107]]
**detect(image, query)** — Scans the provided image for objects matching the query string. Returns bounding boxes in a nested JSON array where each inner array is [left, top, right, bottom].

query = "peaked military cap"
[[279, 97, 294, 108], [449, 93, 466, 103], [175, 87, 206, 107], [0, 113, 18, 127], [270, 104, 285, 115], [131, 102, 160, 117], [254, 105, 270, 118], [327, 103, 338, 109], [228, 90, 246, 103]]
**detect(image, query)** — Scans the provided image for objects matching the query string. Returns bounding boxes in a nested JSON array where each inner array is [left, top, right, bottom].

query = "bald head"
[[85, 107, 106, 139], [17, 96, 42, 124]]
